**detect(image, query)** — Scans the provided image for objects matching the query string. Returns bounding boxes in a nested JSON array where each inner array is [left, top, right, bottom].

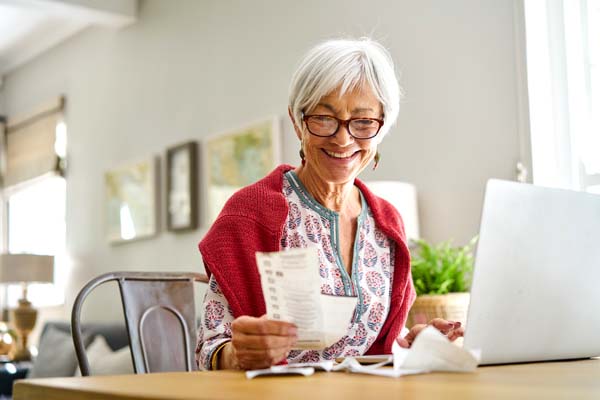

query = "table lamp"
[[0, 254, 54, 361], [364, 181, 420, 242]]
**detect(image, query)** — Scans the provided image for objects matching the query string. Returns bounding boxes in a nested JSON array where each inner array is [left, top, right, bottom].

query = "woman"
[[196, 38, 463, 371]]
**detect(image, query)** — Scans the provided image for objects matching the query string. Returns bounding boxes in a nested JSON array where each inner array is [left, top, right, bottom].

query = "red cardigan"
[[199, 164, 416, 354]]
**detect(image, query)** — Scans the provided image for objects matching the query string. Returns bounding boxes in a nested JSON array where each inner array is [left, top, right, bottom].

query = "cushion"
[[74, 335, 134, 376], [27, 326, 79, 378], [40, 321, 129, 352]]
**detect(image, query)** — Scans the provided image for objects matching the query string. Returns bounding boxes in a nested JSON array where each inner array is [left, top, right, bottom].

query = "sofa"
[[1, 320, 131, 397]]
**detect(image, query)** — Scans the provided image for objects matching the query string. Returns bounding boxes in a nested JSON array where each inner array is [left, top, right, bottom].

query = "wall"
[[1, 0, 525, 327]]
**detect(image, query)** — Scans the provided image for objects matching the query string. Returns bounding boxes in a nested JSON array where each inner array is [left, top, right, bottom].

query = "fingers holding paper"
[[223, 315, 298, 370], [397, 318, 464, 348]]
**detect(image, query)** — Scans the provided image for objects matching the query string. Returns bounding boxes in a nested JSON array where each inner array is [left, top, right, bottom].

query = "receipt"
[[246, 366, 315, 379], [246, 361, 334, 379], [256, 247, 357, 349]]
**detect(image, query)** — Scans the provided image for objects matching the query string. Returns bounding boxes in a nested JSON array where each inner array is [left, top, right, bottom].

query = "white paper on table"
[[246, 365, 315, 379], [393, 326, 481, 373], [245, 361, 334, 379], [331, 327, 480, 378], [256, 247, 357, 349], [288, 360, 335, 371], [245, 328, 480, 379], [333, 357, 426, 377]]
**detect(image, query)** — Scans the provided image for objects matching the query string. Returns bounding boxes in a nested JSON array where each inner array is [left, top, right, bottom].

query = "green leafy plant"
[[411, 236, 477, 296]]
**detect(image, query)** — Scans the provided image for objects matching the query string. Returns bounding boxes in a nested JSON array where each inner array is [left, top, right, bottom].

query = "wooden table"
[[14, 359, 600, 400]]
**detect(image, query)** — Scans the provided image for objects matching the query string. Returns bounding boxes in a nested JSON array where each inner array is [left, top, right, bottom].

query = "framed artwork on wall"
[[203, 116, 281, 225], [166, 141, 198, 231], [105, 157, 159, 243]]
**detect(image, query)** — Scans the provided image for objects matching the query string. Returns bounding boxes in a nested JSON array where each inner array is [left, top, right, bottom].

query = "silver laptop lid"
[[463, 179, 600, 364]]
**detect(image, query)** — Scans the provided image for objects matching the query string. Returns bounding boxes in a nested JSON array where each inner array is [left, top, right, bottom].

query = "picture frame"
[[105, 157, 159, 243], [203, 116, 281, 225], [166, 141, 198, 231]]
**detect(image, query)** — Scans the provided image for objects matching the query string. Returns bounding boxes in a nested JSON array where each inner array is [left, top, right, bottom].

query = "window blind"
[[3, 97, 65, 187]]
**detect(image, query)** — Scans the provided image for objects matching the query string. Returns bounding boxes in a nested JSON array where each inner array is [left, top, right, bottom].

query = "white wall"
[[1, 0, 526, 327]]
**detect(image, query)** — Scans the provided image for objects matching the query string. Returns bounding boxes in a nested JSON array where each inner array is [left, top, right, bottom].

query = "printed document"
[[256, 247, 357, 350]]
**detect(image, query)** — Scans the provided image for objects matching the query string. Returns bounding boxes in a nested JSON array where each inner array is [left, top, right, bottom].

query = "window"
[[524, 0, 600, 192], [5, 176, 66, 307], [1, 97, 67, 308], [585, 2, 600, 192]]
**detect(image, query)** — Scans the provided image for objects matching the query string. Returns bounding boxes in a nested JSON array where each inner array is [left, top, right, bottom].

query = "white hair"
[[288, 38, 401, 138]]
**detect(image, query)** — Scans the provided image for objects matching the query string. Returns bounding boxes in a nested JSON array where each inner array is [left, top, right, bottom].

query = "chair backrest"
[[71, 271, 208, 376]]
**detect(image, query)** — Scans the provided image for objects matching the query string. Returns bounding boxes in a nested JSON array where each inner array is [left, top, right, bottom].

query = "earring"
[[372, 151, 380, 170], [299, 148, 306, 166]]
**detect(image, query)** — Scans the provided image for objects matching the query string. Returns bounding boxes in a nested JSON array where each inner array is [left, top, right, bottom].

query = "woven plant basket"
[[406, 292, 470, 328]]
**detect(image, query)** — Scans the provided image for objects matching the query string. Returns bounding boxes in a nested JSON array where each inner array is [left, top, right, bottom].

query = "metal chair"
[[71, 271, 208, 375]]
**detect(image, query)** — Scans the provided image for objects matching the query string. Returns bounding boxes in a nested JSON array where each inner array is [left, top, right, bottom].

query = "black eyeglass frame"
[[302, 114, 385, 140]]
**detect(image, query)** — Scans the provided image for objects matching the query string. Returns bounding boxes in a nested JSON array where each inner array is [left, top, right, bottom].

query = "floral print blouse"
[[196, 171, 396, 369]]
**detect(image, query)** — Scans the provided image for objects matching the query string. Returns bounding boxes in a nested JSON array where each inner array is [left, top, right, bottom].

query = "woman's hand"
[[396, 318, 464, 348], [219, 315, 298, 370]]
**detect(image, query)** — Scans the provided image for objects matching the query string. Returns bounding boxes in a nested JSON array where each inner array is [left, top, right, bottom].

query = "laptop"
[[463, 179, 600, 365]]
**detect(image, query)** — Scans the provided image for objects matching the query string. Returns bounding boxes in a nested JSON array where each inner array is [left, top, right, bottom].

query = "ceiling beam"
[[0, 0, 138, 76], [0, 0, 137, 27]]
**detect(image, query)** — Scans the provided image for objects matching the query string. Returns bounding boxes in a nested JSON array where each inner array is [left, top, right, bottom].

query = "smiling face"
[[294, 82, 384, 186]]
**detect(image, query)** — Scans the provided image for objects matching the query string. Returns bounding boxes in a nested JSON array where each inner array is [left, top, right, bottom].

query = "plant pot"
[[406, 292, 470, 328]]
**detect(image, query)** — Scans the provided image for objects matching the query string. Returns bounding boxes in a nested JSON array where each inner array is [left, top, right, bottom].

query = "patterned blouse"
[[196, 171, 396, 370]]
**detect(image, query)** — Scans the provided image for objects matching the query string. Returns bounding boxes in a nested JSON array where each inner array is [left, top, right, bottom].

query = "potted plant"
[[407, 236, 477, 328]]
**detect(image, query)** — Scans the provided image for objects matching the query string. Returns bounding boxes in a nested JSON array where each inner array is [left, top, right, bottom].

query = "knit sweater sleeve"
[[200, 214, 279, 318], [198, 165, 292, 318]]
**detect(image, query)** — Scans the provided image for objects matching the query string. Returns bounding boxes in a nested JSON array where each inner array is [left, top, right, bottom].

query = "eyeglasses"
[[302, 114, 384, 140]]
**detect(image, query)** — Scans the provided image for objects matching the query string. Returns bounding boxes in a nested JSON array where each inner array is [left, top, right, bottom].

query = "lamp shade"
[[364, 181, 420, 241], [0, 254, 54, 284]]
